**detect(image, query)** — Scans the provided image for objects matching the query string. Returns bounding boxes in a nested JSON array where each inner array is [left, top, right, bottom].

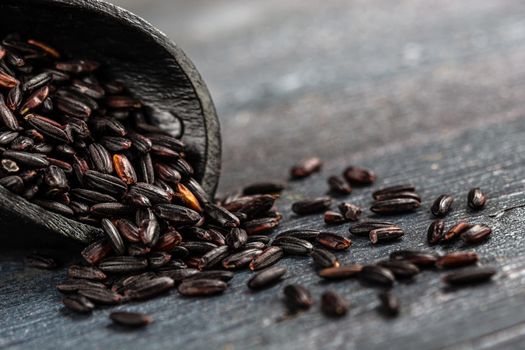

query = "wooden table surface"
[[2, 0, 525, 349]]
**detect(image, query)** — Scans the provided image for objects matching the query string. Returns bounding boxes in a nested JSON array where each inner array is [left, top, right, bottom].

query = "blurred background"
[[108, 0, 525, 193]]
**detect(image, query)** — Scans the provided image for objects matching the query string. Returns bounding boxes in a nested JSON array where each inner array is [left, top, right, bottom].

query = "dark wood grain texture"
[[2, 0, 525, 349]]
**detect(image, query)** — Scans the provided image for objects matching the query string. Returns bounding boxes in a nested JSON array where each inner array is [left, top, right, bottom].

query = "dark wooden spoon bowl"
[[0, 0, 221, 244]]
